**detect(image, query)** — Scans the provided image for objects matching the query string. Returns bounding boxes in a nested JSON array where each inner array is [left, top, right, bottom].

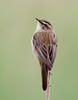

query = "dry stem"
[[45, 71, 51, 100]]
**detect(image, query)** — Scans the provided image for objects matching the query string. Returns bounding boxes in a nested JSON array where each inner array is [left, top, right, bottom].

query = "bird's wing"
[[51, 33, 57, 67], [48, 43, 57, 68], [33, 33, 57, 70]]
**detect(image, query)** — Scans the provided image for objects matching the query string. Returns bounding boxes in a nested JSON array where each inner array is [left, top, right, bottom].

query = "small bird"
[[31, 18, 57, 91]]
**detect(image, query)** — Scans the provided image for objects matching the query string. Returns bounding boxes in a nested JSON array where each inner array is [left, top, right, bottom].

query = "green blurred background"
[[0, 0, 78, 100]]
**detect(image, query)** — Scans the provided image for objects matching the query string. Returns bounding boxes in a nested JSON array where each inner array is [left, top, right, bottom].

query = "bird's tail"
[[41, 63, 48, 91]]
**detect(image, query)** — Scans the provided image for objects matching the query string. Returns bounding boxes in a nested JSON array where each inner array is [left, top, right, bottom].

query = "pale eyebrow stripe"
[[41, 19, 52, 26]]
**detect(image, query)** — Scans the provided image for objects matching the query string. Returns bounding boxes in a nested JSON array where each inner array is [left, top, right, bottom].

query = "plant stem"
[[45, 71, 50, 100]]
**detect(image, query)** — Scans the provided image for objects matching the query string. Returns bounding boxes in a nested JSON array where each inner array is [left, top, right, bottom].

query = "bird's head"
[[35, 18, 52, 32]]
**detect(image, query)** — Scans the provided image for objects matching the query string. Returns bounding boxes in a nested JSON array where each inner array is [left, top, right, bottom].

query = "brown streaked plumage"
[[31, 18, 57, 91]]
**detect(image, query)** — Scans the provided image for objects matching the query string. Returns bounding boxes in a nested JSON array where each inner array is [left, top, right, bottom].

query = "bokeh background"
[[0, 0, 78, 100]]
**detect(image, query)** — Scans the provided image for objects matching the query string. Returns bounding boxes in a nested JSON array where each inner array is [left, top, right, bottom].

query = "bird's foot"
[[49, 71, 52, 75]]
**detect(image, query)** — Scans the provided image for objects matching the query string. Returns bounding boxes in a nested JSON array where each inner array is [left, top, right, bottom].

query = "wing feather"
[[32, 32, 57, 70]]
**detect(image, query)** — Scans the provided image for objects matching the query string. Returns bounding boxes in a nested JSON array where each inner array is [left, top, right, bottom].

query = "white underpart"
[[31, 37, 38, 60], [35, 22, 42, 33], [31, 22, 41, 60]]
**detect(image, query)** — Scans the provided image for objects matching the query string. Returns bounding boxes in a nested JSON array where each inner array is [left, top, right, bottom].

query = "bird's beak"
[[35, 18, 43, 25]]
